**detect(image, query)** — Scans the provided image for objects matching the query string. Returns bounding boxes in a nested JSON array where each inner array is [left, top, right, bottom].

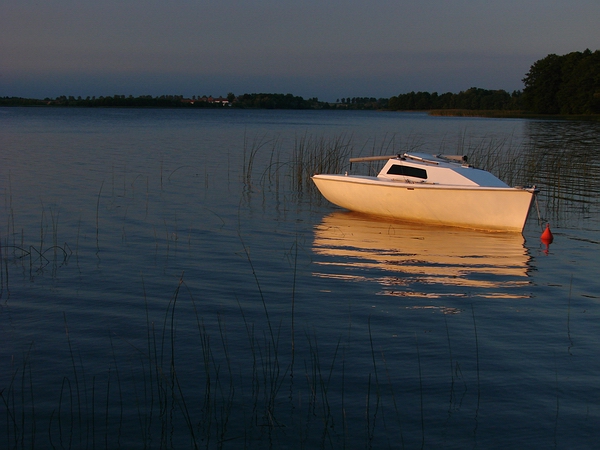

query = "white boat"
[[311, 153, 538, 232]]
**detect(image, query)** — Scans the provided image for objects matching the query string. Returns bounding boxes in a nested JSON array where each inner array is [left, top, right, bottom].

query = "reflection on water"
[[2, 109, 600, 448], [313, 211, 532, 299]]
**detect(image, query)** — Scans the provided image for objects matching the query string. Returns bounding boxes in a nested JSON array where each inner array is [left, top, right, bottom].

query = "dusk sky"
[[2, 1, 599, 101]]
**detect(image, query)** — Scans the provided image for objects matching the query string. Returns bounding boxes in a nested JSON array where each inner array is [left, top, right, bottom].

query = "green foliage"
[[1, 93, 338, 109], [49, 94, 220, 108], [334, 97, 388, 109], [0, 95, 231, 108], [522, 49, 600, 114], [388, 88, 522, 111], [0, 97, 48, 106], [232, 93, 315, 109]]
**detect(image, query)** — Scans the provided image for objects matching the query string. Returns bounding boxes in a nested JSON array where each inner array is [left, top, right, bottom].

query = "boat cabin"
[[377, 153, 509, 187]]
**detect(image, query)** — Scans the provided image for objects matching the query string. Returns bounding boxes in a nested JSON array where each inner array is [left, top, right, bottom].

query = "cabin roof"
[[378, 154, 509, 187]]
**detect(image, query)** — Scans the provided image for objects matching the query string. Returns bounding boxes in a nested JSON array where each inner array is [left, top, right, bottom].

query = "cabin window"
[[387, 164, 427, 179]]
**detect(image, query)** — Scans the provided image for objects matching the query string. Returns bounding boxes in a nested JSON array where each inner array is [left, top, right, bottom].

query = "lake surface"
[[1, 107, 599, 449]]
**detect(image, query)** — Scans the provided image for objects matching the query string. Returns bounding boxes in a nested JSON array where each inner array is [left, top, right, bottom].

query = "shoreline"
[[427, 109, 600, 121], [2, 99, 600, 120]]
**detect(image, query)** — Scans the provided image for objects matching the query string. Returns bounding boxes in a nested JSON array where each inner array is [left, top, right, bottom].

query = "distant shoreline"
[[427, 109, 600, 121], [2, 97, 599, 120]]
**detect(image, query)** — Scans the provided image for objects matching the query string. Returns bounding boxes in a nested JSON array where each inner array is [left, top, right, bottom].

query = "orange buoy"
[[541, 223, 554, 245]]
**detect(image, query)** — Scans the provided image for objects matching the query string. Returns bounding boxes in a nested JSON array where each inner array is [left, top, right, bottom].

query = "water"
[[1, 107, 599, 448]]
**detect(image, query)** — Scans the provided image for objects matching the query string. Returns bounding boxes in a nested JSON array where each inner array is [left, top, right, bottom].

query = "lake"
[[1, 107, 599, 449]]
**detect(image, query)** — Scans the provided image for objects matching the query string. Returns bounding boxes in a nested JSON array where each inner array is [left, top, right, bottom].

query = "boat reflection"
[[313, 212, 533, 300]]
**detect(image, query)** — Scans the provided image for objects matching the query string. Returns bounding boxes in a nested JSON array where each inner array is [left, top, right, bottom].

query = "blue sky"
[[2, 1, 599, 101]]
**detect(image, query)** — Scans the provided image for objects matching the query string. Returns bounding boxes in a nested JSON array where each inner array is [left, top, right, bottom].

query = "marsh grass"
[[242, 133, 285, 192], [3, 125, 598, 447], [1, 249, 487, 448], [290, 133, 354, 194], [1, 201, 72, 300], [463, 135, 600, 222], [241, 130, 599, 222]]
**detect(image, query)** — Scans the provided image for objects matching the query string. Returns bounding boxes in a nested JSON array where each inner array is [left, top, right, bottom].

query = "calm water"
[[1, 107, 599, 449]]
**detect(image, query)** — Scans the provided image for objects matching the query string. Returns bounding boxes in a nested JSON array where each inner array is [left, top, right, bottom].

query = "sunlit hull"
[[312, 174, 537, 232]]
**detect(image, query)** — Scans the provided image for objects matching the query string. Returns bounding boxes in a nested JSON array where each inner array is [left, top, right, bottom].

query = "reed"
[[0, 206, 71, 296], [464, 134, 600, 221], [290, 133, 354, 194], [0, 271, 490, 449], [367, 316, 381, 446], [240, 131, 356, 202], [2, 110, 597, 449], [96, 180, 104, 254], [471, 305, 481, 421], [242, 132, 274, 190], [243, 129, 600, 214], [0, 209, 490, 449], [258, 129, 592, 206]]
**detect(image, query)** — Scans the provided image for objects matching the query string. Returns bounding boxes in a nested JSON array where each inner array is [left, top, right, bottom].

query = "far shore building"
[[182, 95, 229, 105]]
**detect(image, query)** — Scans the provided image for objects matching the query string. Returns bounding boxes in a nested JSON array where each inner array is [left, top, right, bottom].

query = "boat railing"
[[348, 153, 470, 171], [349, 153, 467, 164], [438, 154, 468, 163], [402, 153, 440, 165], [348, 154, 401, 163]]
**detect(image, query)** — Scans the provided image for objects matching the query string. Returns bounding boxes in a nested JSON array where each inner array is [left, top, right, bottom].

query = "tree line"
[[0, 93, 332, 109], [388, 88, 522, 111], [0, 95, 230, 108], [522, 49, 600, 114], [232, 93, 320, 109], [2, 50, 598, 114], [387, 49, 600, 115], [335, 97, 389, 109]]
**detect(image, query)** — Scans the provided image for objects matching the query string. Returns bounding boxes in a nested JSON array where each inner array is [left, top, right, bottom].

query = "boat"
[[311, 153, 538, 232]]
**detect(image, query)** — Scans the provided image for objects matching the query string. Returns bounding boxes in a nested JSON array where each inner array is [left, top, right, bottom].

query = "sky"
[[1, 1, 599, 101]]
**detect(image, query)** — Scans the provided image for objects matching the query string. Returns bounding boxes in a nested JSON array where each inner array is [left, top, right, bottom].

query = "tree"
[[522, 50, 600, 114]]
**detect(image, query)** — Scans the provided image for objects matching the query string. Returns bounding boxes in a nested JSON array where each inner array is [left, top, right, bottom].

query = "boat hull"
[[312, 174, 536, 232]]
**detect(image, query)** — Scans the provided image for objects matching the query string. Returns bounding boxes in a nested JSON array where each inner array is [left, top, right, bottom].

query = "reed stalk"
[[471, 305, 481, 424], [290, 133, 353, 194], [415, 333, 425, 448], [367, 316, 381, 446], [64, 313, 83, 447], [0, 235, 6, 300], [96, 180, 104, 254], [2, 182, 515, 448], [464, 134, 600, 222], [243, 132, 273, 190]]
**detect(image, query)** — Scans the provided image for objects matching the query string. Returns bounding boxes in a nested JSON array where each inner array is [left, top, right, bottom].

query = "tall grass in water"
[[288, 132, 429, 193], [242, 133, 286, 191], [2, 264, 485, 448], [240, 129, 598, 224], [457, 135, 526, 187], [3, 205, 504, 448], [1, 202, 71, 300], [241, 132, 355, 202], [290, 133, 354, 193], [463, 134, 600, 221], [238, 132, 392, 187]]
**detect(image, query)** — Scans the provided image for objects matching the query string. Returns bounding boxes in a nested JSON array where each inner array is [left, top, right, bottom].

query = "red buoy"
[[541, 223, 554, 245]]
